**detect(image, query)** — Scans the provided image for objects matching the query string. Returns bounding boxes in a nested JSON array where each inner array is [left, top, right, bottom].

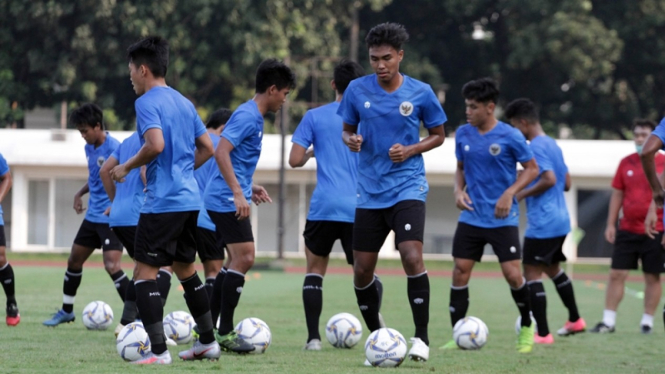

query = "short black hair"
[[334, 59, 365, 94], [504, 98, 539, 124], [255, 59, 296, 94], [632, 118, 657, 132], [70, 103, 103, 130], [462, 77, 499, 104], [207, 108, 233, 129], [365, 22, 409, 50], [126, 36, 169, 78]]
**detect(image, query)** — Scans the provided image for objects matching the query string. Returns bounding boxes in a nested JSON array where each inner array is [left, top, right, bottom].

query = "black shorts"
[[452, 222, 521, 263], [612, 230, 665, 274], [134, 211, 199, 267], [522, 236, 567, 266], [0, 225, 5, 247], [112, 226, 137, 258], [207, 210, 254, 244], [73, 219, 122, 251], [196, 227, 225, 262], [353, 200, 425, 253], [303, 220, 353, 264]]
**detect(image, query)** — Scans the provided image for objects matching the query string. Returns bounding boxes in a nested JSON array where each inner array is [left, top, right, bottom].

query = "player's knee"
[[0, 251, 7, 267], [644, 273, 660, 285], [609, 270, 628, 282], [103, 260, 120, 274]]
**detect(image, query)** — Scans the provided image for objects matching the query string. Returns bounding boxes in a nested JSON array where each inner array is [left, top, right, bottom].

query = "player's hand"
[[644, 210, 659, 240], [73, 194, 86, 214], [346, 134, 363, 152], [234, 191, 251, 220], [110, 163, 129, 183], [251, 185, 272, 206], [654, 189, 665, 209], [494, 191, 513, 218], [389, 143, 412, 163], [604, 225, 616, 244], [455, 190, 473, 211], [103, 206, 111, 216]]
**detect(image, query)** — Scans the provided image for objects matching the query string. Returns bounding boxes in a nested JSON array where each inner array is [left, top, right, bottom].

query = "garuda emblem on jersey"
[[489, 143, 501, 156], [399, 101, 413, 116], [97, 156, 106, 167]]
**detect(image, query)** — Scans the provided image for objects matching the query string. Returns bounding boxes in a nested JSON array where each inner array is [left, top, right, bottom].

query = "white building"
[[0, 129, 630, 261]]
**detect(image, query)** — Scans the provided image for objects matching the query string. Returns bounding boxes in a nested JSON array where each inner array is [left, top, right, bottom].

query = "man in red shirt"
[[591, 119, 665, 334]]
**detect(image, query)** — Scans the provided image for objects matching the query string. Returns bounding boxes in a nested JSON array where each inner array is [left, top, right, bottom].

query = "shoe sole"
[[408, 354, 427, 362], [557, 329, 586, 337], [43, 318, 76, 327]]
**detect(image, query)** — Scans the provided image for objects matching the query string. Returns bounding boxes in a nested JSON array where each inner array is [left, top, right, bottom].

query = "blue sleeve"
[[421, 87, 447, 128], [221, 112, 255, 148], [510, 129, 533, 163], [337, 85, 360, 126], [652, 119, 665, 148], [455, 129, 465, 162], [135, 99, 162, 136], [531, 141, 553, 173], [292, 110, 314, 149], [0, 154, 8, 176], [110, 143, 121, 161], [193, 106, 207, 138]]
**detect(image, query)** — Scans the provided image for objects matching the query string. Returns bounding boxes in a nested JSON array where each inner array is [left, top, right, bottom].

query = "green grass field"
[[0, 260, 661, 373]]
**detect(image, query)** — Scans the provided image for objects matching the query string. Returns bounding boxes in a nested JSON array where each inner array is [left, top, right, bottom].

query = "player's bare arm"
[[516, 170, 556, 202], [111, 128, 164, 183], [0, 168, 12, 205], [640, 134, 664, 207], [495, 157, 538, 218], [389, 125, 445, 163], [605, 188, 623, 243], [644, 171, 665, 239], [564, 172, 572, 192], [216, 138, 250, 220], [454, 160, 473, 211], [100, 156, 119, 202], [73, 183, 89, 214], [342, 123, 363, 152], [194, 132, 214, 170], [251, 184, 272, 205], [288, 144, 314, 168]]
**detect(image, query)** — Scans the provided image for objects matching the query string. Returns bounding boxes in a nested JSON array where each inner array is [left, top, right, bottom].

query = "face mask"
[[636, 145, 643, 154]]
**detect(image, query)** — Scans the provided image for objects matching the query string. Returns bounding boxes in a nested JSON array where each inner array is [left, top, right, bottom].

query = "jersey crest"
[[489, 143, 501, 156], [97, 156, 106, 167], [399, 101, 413, 116]]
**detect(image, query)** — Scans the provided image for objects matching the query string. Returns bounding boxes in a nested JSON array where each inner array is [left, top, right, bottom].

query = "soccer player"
[[204, 59, 295, 353], [99, 132, 173, 336], [43, 103, 128, 327], [505, 98, 586, 344], [598, 119, 665, 334], [338, 23, 446, 362], [290, 59, 385, 351], [0, 152, 18, 326], [441, 78, 539, 353], [110, 36, 217, 364]]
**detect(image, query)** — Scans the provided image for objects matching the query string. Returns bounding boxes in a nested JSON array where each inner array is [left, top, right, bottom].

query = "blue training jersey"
[[135, 86, 207, 214], [337, 74, 447, 208], [292, 102, 358, 222], [524, 135, 571, 238], [0, 153, 8, 226], [204, 100, 263, 213], [651, 118, 665, 149], [85, 133, 120, 223], [109, 132, 144, 227], [196, 133, 220, 230], [455, 122, 533, 228]]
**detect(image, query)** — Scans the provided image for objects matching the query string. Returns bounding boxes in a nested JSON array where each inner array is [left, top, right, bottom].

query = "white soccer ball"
[[163, 311, 195, 345], [364, 327, 408, 367], [235, 317, 272, 354], [116, 322, 151, 361], [515, 313, 537, 335], [81, 300, 114, 330], [453, 316, 489, 350], [325, 312, 363, 348]]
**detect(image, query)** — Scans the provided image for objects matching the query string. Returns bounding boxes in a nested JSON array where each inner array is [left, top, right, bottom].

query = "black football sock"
[[120, 280, 138, 325], [0, 263, 16, 305], [218, 270, 245, 335], [156, 268, 172, 306], [511, 278, 532, 328], [355, 278, 382, 332], [205, 277, 215, 299], [62, 267, 82, 313], [374, 274, 384, 312], [528, 280, 549, 336], [407, 272, 430, 345], [552, 270, 580, 322], [134, 280, 166, 355], [180, 273, 214, 344], [449, 285, 469, 328], [303, 274, 323, 342], [110, 270, 129, 303], [209, 267, 227, 329]]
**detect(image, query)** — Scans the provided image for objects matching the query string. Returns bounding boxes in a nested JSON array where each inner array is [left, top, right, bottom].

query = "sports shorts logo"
[[236, 287, 243, 293], [405, 223, 412, 231], [97, 156, 106, 167], [489, 143, 501, 156], [399, 101, 414, 116], [364, 101, 371, 109], [509, 246, 516, 253]]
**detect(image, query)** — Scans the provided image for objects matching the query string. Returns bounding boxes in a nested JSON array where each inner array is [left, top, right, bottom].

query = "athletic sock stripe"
[[158, 268, 173, 276], [511, 277, 527, 291], [305, 273, 324, 279], [114, 273, 128, 282], [407, 270, 428, 278], [551, 269, 565, 281], [0, 262, 9, 271], [65, 270, 83, 276], [450, 284, 469, 290], [526, 279, 543, 285], [227, 269, 245, 277], [354, 278, 376, 290]]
